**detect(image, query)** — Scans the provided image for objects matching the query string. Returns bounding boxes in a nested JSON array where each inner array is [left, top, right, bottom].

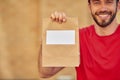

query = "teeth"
[[98, 14, 109, 19], [99, 15, 108, 17]]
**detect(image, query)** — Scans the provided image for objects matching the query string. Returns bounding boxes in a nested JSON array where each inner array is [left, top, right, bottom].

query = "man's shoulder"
[[79, 25, 94, 34]]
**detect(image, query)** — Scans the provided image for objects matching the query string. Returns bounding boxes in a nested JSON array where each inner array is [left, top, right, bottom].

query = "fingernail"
[[63, 19, 66, 22]]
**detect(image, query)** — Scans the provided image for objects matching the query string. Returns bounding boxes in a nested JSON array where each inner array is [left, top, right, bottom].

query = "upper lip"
[[95, 11, 112, 15]]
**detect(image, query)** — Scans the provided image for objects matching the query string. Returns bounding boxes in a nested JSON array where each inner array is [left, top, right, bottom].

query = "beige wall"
[[0, 0, 120, 80], [41, 0, 92, 27], [0, 0, 89, 79], [0, 0, 40, 79]]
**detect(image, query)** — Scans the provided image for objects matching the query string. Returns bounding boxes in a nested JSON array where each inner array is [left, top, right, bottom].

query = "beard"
[[91, 8, 117, 28]]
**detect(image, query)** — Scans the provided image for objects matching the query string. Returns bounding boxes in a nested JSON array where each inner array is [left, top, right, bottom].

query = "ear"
[[88, 3, 92, 14], [88, 3, 91, 9]]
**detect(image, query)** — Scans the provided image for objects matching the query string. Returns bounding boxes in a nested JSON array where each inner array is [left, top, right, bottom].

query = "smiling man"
[[39, 0, 120, 80]]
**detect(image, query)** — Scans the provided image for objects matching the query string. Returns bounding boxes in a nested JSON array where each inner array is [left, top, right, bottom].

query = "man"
[[39, 0, 120, 80]]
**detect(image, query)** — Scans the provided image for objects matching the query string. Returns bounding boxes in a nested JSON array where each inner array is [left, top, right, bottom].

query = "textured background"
[[0, 0, 120, 80], [0, 0, 40, 79]]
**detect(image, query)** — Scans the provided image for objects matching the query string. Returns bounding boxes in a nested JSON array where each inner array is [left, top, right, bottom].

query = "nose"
[[101, 7, 108, 12], [100, 3, 108, 11]]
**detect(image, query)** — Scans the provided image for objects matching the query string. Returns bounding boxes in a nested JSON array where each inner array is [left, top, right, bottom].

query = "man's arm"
[[38, 11, 67, 78]]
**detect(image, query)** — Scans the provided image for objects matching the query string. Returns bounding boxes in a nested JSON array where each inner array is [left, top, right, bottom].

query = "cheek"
[[90, 6, 99, 14], [90, 7, 96, 14]]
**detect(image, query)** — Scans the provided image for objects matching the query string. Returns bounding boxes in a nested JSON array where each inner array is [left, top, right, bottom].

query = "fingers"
[[50, 11, 67, 23], [62, 12, 67, 22]]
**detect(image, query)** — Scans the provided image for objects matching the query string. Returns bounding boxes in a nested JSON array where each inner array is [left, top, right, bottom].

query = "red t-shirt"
[[76, 24, 120, 80]]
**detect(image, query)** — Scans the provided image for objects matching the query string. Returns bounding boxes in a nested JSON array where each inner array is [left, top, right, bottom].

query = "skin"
[[39, 0, 120, 78], [89, 0, 120, 36], [90, 0, 118, 27]]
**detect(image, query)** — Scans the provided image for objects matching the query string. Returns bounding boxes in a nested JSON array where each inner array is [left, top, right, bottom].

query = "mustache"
[[95, 11, 112, 15]]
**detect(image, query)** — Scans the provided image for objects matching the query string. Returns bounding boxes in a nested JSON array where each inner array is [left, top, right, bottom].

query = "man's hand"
[[50, 11, 67, 23]]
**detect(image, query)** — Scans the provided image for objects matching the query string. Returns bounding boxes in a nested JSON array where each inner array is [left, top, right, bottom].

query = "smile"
[[98, 14, 110, 20]]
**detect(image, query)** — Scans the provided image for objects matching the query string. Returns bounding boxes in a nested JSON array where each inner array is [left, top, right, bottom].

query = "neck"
[[94, 19, 119, 36]]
